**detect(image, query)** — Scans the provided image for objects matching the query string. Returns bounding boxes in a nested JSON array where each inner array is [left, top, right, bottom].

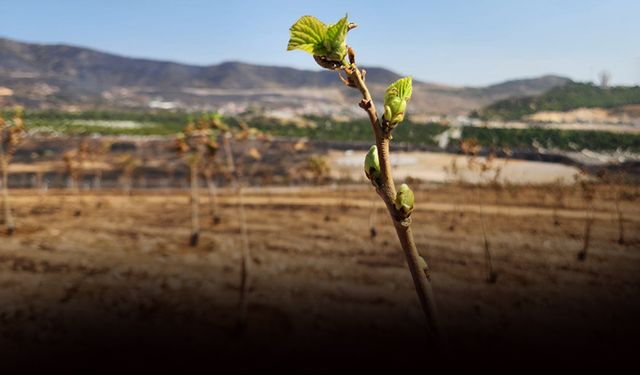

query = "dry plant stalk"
[[218, 122, 247, 332], [216, 117, 269, 333], [68, 140, 90, 215], [175, 117, 219, 247], [477, 187, 497, 283], [189, 154, 200, 247], [606, 171, 627, 245], [201, 117, 223, 226], [63, 139, 91, 216], [443, 157, 463, 231], [490, 146, 511, 216], [202, 147, 221, 225], [461, 139, 498, 283], [0, 107, 26, 235], [116, 153, 138, 197], [92, 139, 112, 190], [287, 15, 442, 340], [551, 178, 565, 226], [614, 181, 625, 245], [577, 178, 596, 261], [222, 132, 251, 332]]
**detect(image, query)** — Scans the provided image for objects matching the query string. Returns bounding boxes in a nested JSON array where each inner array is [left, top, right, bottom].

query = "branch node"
[[423, 268, 432, 281], [313, 55, 342, 71], [347, 46, 356, 65], [338, 72, 357, 88], [358, 99, 372, 110], [400, 217, 412, 227], [381, 118, 395, 139]]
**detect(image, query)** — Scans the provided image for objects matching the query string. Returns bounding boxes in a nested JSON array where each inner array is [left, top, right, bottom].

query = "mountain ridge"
[[0, 37, 572, 115]]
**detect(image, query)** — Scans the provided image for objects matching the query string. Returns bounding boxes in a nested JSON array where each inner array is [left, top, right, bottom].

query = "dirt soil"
[[0, 184, 639, 370]]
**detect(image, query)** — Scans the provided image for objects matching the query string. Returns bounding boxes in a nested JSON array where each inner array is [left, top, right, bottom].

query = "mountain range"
[[0, 37, 571, 115]]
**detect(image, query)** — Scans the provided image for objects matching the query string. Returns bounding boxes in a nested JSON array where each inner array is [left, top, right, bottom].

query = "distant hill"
[[0, 37, 570, 115], [475, 82, 640, 120], [476, 75, 572, 98]]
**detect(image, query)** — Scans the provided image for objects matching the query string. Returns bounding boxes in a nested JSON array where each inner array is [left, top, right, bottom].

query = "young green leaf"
[[395, 183, 415, 216], [288, 15, 352, 70], [385, 76, 413, 102], [383, 77, 413, 126], [324, 15, 349, 61], [287, 16, 328, 56], [364, 145, 381, 181]]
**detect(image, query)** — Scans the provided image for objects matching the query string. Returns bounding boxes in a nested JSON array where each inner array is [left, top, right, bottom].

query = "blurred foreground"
[[0, 184, 638, 369]]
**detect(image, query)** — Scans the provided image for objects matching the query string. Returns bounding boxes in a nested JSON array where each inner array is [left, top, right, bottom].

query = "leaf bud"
[[364, 145, 381, 182], [394, 183, 414, 217]]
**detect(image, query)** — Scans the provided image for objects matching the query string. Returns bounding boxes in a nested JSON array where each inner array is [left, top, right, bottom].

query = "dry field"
[[0, 184, 639, 369]]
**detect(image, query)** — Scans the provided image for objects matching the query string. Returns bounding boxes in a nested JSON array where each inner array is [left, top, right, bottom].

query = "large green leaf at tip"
[[287, 16, 328, 55], [384, 76, 413, 103]]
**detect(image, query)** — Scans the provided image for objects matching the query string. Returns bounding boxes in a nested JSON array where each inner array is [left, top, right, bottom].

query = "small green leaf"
[[385, 76, 413, 102], [395, 183, 414, 216], [324, 15, 349, 61], [383, 77, 413, 126], [287, 16, 328, 55], [364, 145, 381, 181]]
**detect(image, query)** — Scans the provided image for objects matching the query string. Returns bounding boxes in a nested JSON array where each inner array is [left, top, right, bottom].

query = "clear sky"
[[1, 0, 638, 86]]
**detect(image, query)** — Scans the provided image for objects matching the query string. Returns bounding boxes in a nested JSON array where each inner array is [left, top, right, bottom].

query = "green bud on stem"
[[395, 183, 414, 217], [417, 255, 427, 271], [364, 145, 381, 182], [383, 77, 412, 128]]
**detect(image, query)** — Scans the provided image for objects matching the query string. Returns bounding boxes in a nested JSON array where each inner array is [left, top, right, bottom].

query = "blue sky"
[[1, 0, 638, 86]]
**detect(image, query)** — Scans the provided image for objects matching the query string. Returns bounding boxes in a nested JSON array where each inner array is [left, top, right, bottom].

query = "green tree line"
[[462, 126, 640, 152], [5, 109, 638, 151], [474, 82, 640, 120]]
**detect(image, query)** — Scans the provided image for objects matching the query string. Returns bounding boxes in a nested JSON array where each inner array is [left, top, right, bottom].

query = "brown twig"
[[223, 132, 251, 333], [343, 48, 443, 341], [0, 155, 14, 235], [577, 179, 595, 261], [204, 171, 221, 225], [612, 174, 626, 245], [0, 112, 25, 235], [477, 185, 497, 283], [189, 160, 200, 246]]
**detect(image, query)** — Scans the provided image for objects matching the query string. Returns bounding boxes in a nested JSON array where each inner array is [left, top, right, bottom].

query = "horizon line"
[[0, 35, 594, 89]]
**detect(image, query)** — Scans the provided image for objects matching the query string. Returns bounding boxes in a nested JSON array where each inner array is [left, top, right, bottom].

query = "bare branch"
[[342, 49, 443, 342]]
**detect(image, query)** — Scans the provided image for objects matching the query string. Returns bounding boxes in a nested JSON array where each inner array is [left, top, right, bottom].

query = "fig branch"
[[287, 15, 443, 341]]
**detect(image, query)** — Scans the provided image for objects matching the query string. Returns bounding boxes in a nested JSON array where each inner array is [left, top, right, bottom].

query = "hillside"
[[475, 82, 640, 120], [0, 37, 570, 115]]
